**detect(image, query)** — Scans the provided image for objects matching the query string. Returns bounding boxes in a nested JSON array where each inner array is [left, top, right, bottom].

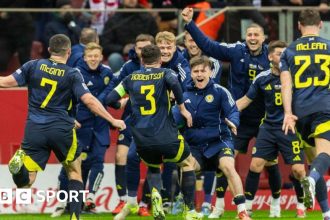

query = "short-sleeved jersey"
[[246, 69, 283, 128], [118, 67, 183, 146], [13, 59, 90, 124], [280, 35, 330, 118]]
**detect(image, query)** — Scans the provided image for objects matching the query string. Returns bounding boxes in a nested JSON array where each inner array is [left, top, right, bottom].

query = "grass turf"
[[0, 211, 323, 220]]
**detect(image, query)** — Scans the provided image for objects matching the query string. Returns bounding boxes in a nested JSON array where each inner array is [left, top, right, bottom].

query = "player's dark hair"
[[80, 28, 99, 45], [49, 34, 71, 56], [141, 44, 161, 64], [190, 55, 212, 70], [136, 34, 155, 44], [268, 40, 287, 53], [299, 9, 321, 26]]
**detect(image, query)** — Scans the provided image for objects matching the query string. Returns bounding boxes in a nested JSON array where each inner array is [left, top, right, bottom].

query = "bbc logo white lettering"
[[0, 189, 12, 204], [0, 188, 88, 204]]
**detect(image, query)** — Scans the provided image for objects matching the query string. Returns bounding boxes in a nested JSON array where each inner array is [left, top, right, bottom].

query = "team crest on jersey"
[[104, 76, 110, 85], [118, 134, 125, 141], [205, 94, 214, 103], [252, 146, 256, 154]]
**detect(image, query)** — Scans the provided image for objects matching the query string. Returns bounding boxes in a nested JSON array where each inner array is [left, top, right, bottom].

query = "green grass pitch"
[[0, 211, 323, 220]]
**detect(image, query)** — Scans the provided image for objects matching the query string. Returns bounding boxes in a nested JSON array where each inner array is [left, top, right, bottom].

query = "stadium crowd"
[[0, 1, 330, 220]]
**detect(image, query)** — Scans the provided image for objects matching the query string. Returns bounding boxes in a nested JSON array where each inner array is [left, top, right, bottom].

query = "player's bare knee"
[[115, 151, 127, 165], [250, 158, 266, 173], [178, 154, 195, 171], [219, 157, 235, 175], [116, 145, 129, 165], [291, 164, 306, 180]]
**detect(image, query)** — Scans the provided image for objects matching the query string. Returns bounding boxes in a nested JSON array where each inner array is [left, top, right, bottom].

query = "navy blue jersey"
[[246, 69, 283, 127], [162, 49, 191, 91], [114, 67, 184, 146], [185, 21, 269, 122], [280, 35, 330, 118], [13, 59, 90, 124], [172, 80, 239, 146]]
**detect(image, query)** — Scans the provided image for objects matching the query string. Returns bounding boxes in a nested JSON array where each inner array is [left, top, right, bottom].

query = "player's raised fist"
[[181, 7, 194, 23]]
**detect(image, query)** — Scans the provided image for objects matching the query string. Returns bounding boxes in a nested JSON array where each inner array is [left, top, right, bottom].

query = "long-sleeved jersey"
[[280, 35, 330, 118], [75, 59, 115, 146], [162, 49, 191, 91], [185, 21, 270, 123], [173, 80, 239, 147]]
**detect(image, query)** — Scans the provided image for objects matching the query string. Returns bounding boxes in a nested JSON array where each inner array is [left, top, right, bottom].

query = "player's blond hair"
[[155, 31, 176, 44]]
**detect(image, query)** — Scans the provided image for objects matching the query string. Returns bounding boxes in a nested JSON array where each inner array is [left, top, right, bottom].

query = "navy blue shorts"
[[234, 120, 260, 153], [190, 139, 234, 171], [296, 112, 330, 147], [253, 124, 304, 164], [21, 120, 81, 171], [136, 135, 190, 167]]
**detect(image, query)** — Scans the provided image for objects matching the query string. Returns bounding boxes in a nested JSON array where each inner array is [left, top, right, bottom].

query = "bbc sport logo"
[[0, 188, 88, 204]]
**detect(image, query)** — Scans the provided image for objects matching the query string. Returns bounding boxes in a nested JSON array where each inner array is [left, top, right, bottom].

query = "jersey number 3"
[[294, 54, 330, 88], [40, 78, 57, 108], [140, 85, 156, 115]]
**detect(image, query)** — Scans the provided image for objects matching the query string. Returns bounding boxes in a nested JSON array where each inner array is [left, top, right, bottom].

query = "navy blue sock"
[[289, 174, 304, 203], [126, 147, 141, 197], [233, 194, 246, 205], [115, 164, 127, 197], [141, 179, 151, 204], [244, 170, 260, 200], [147, 168, 162, 192], [58, 167, 69, 200], [181, 171, 196, 210], [12, 164, 30, 188], [310, 153, 330, 183], [315, 177, 329, 212], [68, 179, 83, 220], [203, 171, 214, 203], [265, 164, 281, 199], [162, 162, 176, 202], [215, 172, 228, 198]]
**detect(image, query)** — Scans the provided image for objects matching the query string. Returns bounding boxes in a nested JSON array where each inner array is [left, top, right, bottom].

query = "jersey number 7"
[[40, 77, 57, 108]]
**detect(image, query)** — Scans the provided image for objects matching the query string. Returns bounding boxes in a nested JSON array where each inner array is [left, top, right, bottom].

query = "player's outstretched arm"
[[0, 75, 18, 88], [280, 70, 297, 134], [177, 103, 192, 127], [81, 93, 126, 130], [236, 95, 253, 112]]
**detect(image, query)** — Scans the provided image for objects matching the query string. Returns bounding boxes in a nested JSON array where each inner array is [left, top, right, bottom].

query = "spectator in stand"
[[43, 0, 83, 55], [0, 0, 35, 72], [82, 0, 119, 35], [100, 0, 158, 73], [67, 27, 99, 67], [217, 0, 269, 42]]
